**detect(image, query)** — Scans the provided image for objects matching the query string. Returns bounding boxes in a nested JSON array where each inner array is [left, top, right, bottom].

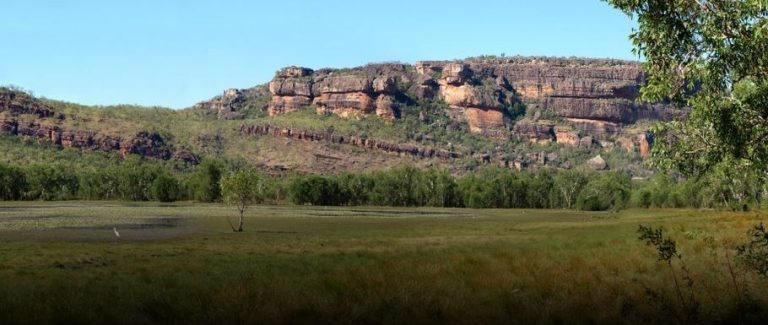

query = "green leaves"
[[606, 0, 768, 176], [638, 224, 679, 263], [736, 222, 768, 277], [221, 169, 263, 207]]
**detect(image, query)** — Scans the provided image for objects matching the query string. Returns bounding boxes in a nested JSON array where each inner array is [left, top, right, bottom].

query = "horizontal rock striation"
[[239, 124, 462, 160], [415, 57, 686, 143], [0, 89, 197, 163], [205, 57, 686, 152], [433, 63, 513, 137], [266, 66, 403, 120], [0, 117, 195, 162]]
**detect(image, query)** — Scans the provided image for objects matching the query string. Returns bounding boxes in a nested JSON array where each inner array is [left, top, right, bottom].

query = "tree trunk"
[[237, 210, 244, 232]]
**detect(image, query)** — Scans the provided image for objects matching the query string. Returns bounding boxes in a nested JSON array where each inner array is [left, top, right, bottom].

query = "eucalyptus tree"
[[221, 169, 263, 232], [606, 0, 768, 176]]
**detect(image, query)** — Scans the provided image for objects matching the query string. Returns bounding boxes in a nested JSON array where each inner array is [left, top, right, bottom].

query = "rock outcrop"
[[414, 57, 685, 143], [587, 155, 608, 170], [193, 86, 270, 119], [0, 87, 60, 118], [0, 117, 186, 161], [268, 67, 314, 116], [120, 131, 173, 160], [0, 88, 196, 163], [434, 63, 512, 137], [239, 124, 462, 160], [554, 128, 580, 147], [244, 57, 685, 150], [513, 119, 554, 144], [266, 66, 402, 120]]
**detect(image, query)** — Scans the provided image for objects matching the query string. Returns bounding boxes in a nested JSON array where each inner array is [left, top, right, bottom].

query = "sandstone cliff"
[[226, 56, 684, 156], [266, 65, 404, 120], [3, 55, 691, 175], [414, 57, 685, 154]]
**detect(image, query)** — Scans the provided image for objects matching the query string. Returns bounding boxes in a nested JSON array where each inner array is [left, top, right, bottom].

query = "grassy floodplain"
[[0, 202, 766, 324]]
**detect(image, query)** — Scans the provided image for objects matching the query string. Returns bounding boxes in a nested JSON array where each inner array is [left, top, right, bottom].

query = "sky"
[[1, 0, 637, 109]]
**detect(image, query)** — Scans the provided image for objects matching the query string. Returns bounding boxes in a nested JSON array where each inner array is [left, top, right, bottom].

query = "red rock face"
[[435, 68, 510, 137], [555, 129, 580, 147], [513, 120, 554, 144], [265, 66, 403, 120], [464, 107, 506, 138], [375, 95, 397, 120], [206, 58, 684, 153], [268, 95, 312, 116], [313, 92, 375, 118], [420, 58, 680, 124], [269, 79, 313, 97], [414, 58, 686, 146], [639, 133, 653, 157], [313, 75, 373, 94]]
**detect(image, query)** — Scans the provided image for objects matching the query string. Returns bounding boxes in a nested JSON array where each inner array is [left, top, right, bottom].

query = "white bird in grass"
[[113, 227, 120, 238]]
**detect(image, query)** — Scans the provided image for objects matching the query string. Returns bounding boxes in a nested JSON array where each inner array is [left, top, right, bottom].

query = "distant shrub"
[[0, 162, 27, 200], [150, 173, 182, 202], [576, 171, 631, 211]]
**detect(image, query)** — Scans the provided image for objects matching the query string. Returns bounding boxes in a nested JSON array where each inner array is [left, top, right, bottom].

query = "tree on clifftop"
[[605, 0, 768, 177]]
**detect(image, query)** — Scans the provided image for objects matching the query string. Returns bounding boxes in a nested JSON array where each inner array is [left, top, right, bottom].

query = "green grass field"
[[0, 202, 766, 324]]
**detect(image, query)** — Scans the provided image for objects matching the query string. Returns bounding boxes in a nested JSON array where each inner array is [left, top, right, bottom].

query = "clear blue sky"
[[1, 0, 636, 108]]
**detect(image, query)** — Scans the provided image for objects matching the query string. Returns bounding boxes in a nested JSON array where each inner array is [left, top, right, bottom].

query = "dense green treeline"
[[286, 168, 632, 211], [0, 156, 220, 203], [0, 157, 764, 211]]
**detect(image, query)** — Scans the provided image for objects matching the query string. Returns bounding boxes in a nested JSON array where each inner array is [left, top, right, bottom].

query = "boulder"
[[441, 63, 472, 85], [555, 129, 580, 147], [579, 136, 594, 149], [373, 76, 398, 94], [277, 66, 313, 78], [375, 95, 397, 120], [587, 155, 607, 170]]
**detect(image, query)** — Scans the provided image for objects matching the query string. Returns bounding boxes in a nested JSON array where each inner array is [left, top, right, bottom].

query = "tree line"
[[0, 156, 764, 211]]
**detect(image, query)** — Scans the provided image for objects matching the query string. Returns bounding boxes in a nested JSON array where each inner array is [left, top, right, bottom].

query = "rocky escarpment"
[[192, 86, 270, 119], [247, 57, 683, 152], [432, 63, 515, 138], [238, 124, 572, 170], [189, 57, 687, 162], [240, 124, 462, 159], [0, 88, 198, 164], [416, 57, 685, 154], [263, 63, 515, 136], [0, 88, 62, 119], [267, 65, 404, 120], [0, 118, 197, 163]]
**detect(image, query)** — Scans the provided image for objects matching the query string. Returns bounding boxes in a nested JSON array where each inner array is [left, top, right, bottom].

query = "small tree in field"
[[221, 169, 263, 232]]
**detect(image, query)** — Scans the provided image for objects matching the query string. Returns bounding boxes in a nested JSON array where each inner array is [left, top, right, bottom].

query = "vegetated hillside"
[[0, 55, 687, 176]]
